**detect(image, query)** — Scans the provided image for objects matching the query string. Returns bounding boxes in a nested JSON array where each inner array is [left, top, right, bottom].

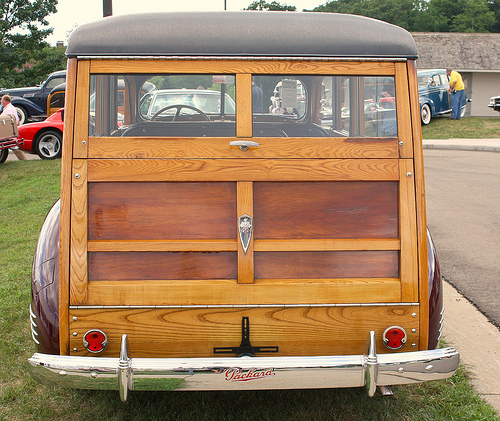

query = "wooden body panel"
[[88, 137, 400, 159], [60, 58, 428, 355], [69, 305, 419, 358], [84, 278, 401, 306]]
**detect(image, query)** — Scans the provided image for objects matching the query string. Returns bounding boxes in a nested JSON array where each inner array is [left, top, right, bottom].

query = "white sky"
[[46, 0, 326, 45]]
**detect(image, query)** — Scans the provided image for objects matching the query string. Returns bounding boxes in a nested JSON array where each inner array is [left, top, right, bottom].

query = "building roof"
[[412, 32, 500, 71], [66, 12, 418, 60]]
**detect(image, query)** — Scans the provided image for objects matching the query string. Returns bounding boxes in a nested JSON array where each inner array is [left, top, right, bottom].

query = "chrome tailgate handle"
[[229, 140, 259, 151]]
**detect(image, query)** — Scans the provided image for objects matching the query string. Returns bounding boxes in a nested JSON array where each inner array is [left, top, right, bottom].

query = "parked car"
[[0, 70, 66, 124], [28, 12, 459, 401], [417, 69, 467, 125], [17, 108, 64, 159], [488, 95, 500, 112], [139, 88, 236, 120]]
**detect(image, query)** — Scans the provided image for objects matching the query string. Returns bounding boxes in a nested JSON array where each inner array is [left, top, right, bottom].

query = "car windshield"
[[142, 90, 236, 119]]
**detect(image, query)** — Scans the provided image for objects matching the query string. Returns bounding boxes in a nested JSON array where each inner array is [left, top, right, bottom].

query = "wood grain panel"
[[87, 159, 400, 182], [255, 251, 399, 279], [90, 60, 395, 76], [236, 74, 252, 138], [88, 137, 400, 159], [408, 60, 429, 349], [254, 182, 398, 239], [237, 182, 254, 284], [89, 252, 237, 281], [59, 58, 78, 355], [88, 182, 236, 240], [395, 62, 413, 158], [69, 305, 418, 357], [88, 239, 237, 252], [85, 278, 401, 306], [73, 60, 90, 158], [70, 159, 88, 305], [254, 238, 400, 252], [399, 159, 418, 302]]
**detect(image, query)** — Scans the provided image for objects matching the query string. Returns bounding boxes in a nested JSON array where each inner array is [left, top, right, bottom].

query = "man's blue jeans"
[[450, 89, 465, 119]]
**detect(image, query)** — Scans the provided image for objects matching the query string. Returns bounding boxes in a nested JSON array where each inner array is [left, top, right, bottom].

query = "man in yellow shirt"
[[446, 68, 465, 120]]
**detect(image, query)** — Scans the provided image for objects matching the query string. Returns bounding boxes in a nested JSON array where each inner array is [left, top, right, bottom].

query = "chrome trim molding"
[[77, 55, 407, 62], [28, 332, 459, 402], [29, 305, 40, 345], [70, 303, 420, 310]]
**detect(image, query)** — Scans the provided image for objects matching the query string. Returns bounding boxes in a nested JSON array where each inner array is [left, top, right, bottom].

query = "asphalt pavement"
[[423, 139, 500, 412]]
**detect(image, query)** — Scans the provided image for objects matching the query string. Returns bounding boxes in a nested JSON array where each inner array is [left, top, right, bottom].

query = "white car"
[[140, 89, 236, 120]]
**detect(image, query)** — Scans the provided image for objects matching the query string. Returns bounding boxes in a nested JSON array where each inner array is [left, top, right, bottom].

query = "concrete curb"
[[442, 281, 500, 413], [423, 139, 500, 152]]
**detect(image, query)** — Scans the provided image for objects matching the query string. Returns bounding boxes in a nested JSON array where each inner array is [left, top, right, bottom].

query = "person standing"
[[446, 68, 465, 120], [0, 95, 26, 160]]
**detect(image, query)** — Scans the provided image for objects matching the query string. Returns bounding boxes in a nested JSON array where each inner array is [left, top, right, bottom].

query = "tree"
[[310, 0, 498, 32], [0, 0, 59, 88], [245, 1, 297, 11], [311, 0, 421, 30]]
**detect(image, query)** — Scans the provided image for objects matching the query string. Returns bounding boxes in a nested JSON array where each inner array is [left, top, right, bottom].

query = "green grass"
[[421, 116, 500, 139], [1, 159, 499, 420]]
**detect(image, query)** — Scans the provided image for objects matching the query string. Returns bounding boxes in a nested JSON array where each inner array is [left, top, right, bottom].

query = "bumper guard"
[[28, 331, 459, 401]]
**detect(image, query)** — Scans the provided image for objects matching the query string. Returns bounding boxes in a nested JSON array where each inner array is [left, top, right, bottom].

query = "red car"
[[18, 108, 64, 159]]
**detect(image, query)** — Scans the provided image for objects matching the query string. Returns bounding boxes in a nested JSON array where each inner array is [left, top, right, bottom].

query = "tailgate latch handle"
[[229, 140, 259, 151]]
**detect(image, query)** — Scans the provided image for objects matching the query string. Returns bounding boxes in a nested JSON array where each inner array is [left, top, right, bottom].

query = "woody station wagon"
[[28, 12, 459, 401]]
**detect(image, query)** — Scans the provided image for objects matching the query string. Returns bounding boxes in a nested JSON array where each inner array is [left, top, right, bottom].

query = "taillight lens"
[[383, 326, 407, 350], [83, 329, 108, 353]]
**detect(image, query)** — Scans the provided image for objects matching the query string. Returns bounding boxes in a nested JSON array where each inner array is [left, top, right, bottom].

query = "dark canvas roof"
[[66, 12, 418, 60]]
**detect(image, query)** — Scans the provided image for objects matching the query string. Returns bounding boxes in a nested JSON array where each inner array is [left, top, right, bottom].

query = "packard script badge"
[[238, 214, 253, 254]]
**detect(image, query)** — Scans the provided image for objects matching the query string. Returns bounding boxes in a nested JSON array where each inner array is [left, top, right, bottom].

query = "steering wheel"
[[151, 104, 210, 121]]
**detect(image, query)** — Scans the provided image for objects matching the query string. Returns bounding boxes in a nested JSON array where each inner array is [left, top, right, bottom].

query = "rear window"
[[89, 73, 396, 138]]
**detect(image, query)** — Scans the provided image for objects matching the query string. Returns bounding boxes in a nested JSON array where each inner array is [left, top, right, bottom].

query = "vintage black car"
[[0, 70, 66, 124]]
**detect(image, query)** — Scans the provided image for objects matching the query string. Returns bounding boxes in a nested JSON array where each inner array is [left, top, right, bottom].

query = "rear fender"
[[427, 229, 443, 349], [31, 200, 60, 355]]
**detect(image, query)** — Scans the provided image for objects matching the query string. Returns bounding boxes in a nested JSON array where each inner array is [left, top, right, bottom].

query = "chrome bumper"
[[28, 332, 459, 401]]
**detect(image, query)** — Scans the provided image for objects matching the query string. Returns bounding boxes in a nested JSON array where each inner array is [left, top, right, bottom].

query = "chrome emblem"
[[224, 368, 276, 382], [238, 214, 253, 254]]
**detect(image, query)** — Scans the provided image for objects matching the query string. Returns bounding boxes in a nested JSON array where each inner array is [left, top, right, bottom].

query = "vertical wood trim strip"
[[237, 182, 254, 284], [399, 159, 418, 302], [395, 62, 413, 158], [70, 159, 88, 305], [236, 73, 253, 138], [73, 60, 90, 158], [408, 60, 429, 348], [59, 58, 78, 355]]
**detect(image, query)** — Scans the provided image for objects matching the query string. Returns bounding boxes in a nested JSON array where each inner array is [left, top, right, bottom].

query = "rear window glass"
[[89, 74, 236, 137], [252, 75, 397, 137]]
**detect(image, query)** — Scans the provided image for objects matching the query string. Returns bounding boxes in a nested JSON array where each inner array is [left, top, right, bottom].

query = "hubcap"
[[39, 135, 60, 158]]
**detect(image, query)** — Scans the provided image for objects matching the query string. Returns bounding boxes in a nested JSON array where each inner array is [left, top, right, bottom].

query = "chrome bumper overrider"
[[28, 332, 459, 401]]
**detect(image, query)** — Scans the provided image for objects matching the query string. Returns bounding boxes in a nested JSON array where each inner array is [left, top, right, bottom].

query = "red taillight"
[[383, 326, 407, 350], [83, 330, 108, 353]]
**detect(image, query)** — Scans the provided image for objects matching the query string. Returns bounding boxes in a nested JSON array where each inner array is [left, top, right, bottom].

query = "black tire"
[[34, 130, 62, 159], [14, 106, 28, 125], [0, 148, 8, 163], [421, 103, 432, 125]]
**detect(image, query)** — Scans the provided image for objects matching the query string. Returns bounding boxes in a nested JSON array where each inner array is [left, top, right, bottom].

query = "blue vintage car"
[[417, 69, 467, 125]]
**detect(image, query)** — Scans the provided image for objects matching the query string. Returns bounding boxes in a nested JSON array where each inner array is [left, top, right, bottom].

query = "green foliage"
[[245, 0, 297, 11], [310, 0, 497, 32], [0, 0, 60, 88]]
